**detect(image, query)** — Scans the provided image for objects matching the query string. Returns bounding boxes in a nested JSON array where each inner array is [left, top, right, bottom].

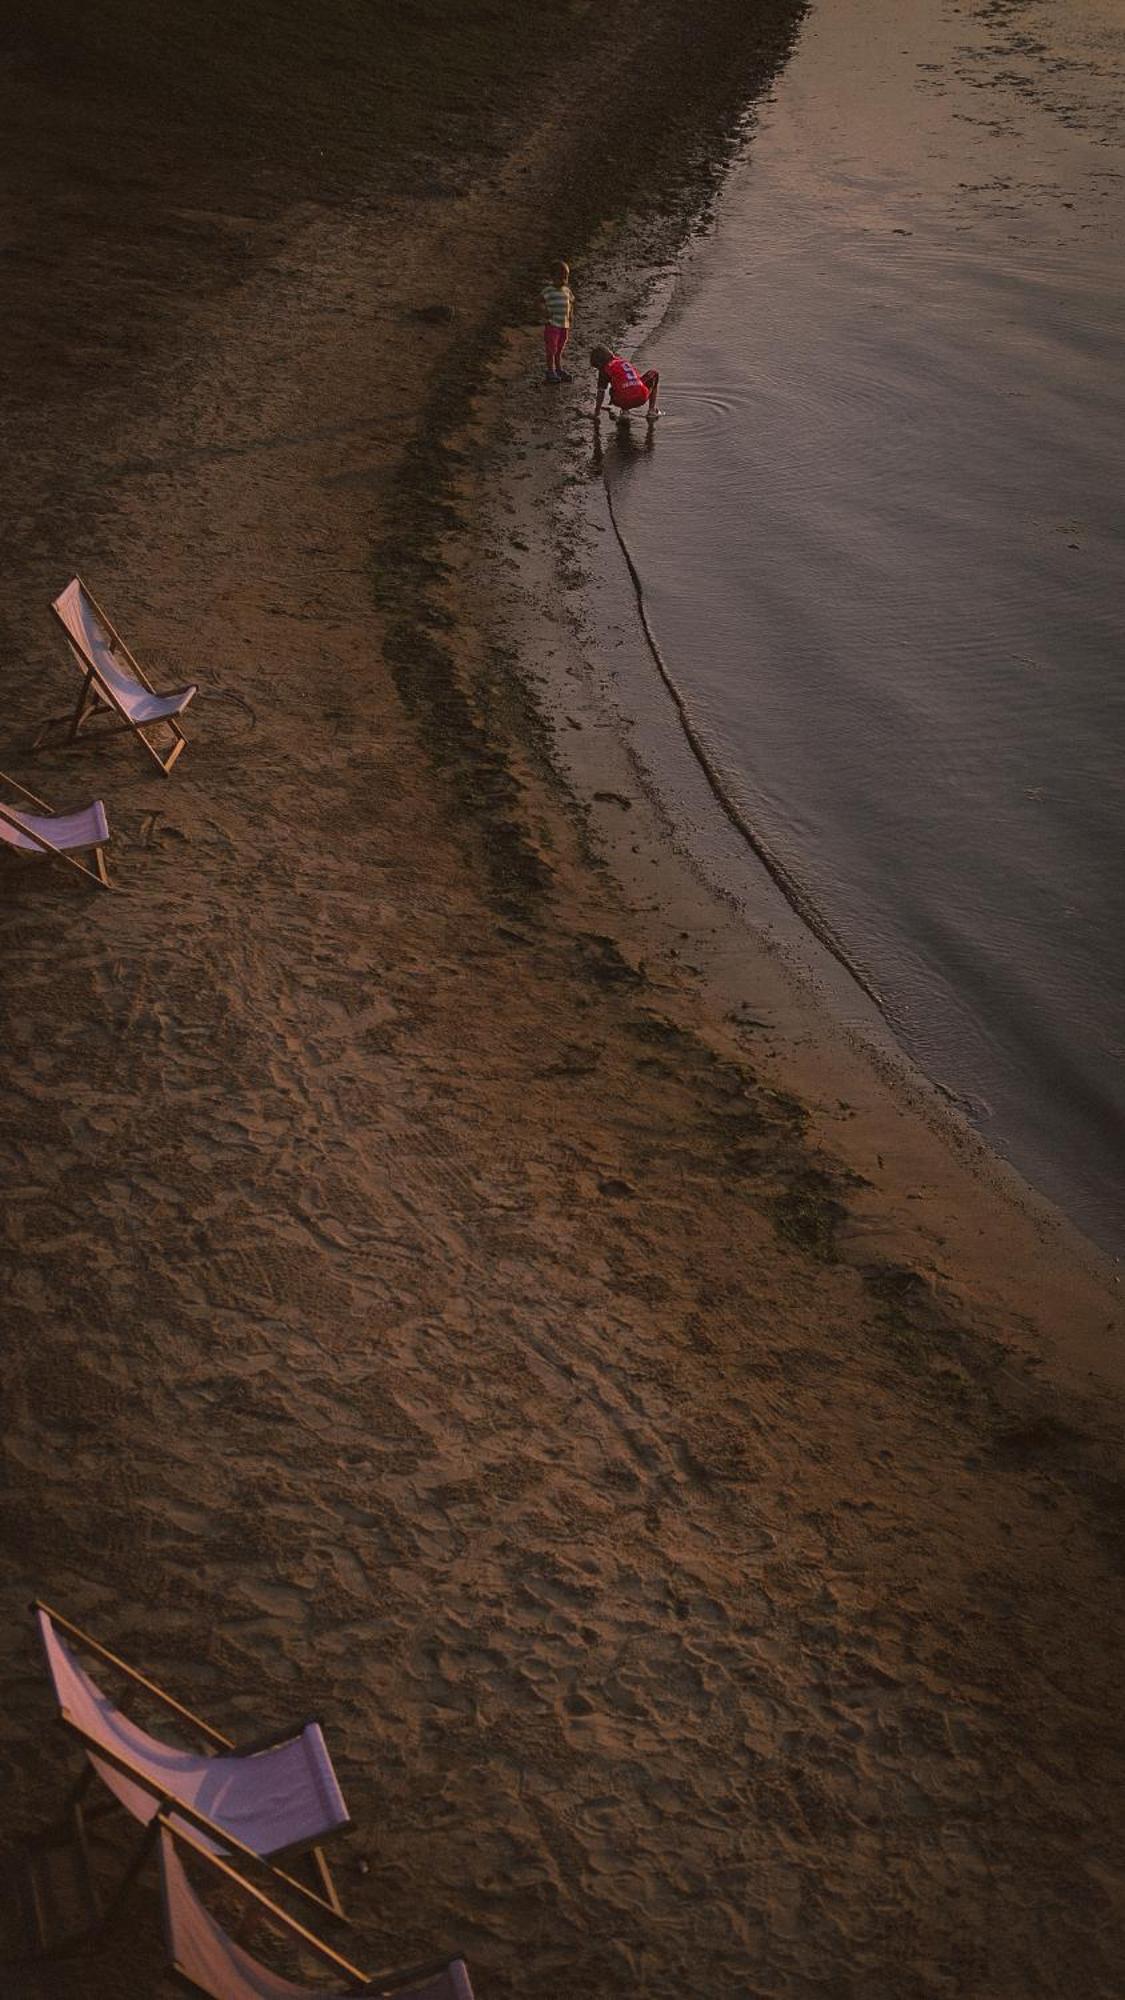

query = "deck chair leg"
[[138, 724, 182, 777], [307, 1844, 344, 1919], [24, 1847, 49, 1951], [71, 1798, 102, 1920], [68, 671, 99, 742], [52, 846, 114, 890], [98, 1821, 159, 1932], [58, 1764, 95, 1831], [160, 730, 188, 775]]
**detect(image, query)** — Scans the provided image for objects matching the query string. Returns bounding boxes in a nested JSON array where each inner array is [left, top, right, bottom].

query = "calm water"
[[607, 0, 1125, 1249]]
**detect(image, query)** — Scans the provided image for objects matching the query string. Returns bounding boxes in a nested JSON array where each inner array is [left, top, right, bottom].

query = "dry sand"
[[1, 3, 1123, 1996]]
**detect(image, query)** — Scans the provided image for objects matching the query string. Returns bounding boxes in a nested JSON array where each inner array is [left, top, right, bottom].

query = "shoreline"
[[3, 2, 1125, 1993], [593, 0, 1125, 1263], [463, 222, 1123, 1399]]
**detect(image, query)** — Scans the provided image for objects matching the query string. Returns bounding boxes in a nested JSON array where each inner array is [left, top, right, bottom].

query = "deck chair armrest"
[[34, 1600, 232, 1751], [265, 1818, 355, 1865], [234, 1717, 321, 1757], [364, 1952, 468, 1996], [159, 1818, 365, 1973], [0, 772, 53, 812]]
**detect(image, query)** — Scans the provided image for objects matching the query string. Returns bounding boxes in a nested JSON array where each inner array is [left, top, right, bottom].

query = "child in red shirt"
[[590, 344, 661, 422]]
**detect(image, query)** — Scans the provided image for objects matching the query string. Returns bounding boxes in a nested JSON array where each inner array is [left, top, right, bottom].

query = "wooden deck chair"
[[51, 575, 198, 775], [0, 771, 111, 889], [33, 1603, 351, 1935], [160, 1822, 474, 2000]]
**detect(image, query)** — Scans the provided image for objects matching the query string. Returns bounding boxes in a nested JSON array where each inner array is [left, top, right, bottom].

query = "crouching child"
[[590, 344, 661, 422]]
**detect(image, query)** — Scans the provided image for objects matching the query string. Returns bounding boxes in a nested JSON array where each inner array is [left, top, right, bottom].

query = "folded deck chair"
[[161, 1823, 474, 2000], [0, 772, 110, 888], [51, 575, 198, 774], [34, 1604, 350, 1927]]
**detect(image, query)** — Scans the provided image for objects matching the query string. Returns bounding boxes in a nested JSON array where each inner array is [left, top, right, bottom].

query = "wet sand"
[[1, 3, 1124, 1996]]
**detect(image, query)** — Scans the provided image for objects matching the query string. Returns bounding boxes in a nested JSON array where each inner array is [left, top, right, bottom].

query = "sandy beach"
[[1, 3, 1123, 1995]]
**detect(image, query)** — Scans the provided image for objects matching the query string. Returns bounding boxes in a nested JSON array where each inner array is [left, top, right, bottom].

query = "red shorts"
[[544, 324, 569, 362]]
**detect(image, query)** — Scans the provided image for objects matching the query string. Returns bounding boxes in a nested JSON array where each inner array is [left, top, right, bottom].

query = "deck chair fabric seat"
[[0, 775, 110, 888], [0, 799, 108, 853], [161, 1828, 474, 2000], [51, 575, 198, 773], [37, 1609, 348, 1863]]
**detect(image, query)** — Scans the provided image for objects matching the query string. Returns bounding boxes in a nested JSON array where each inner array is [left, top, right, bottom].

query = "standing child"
[[541, 261, 575, 384], [590, 343, 661, 423]]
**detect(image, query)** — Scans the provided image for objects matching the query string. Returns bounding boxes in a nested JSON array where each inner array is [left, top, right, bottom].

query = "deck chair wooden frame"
[[33, 1602, 349, 1933], [161, 1820, 471, 1998], [51, 575, 197, 775], [0, 772, 111, 889]]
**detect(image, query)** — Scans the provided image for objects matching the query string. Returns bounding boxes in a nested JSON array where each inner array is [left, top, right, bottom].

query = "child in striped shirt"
[[541, 261, 575, 384]]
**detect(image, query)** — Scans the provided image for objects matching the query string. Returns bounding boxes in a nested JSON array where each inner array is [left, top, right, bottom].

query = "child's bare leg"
[[643, 368, 661, 418]]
